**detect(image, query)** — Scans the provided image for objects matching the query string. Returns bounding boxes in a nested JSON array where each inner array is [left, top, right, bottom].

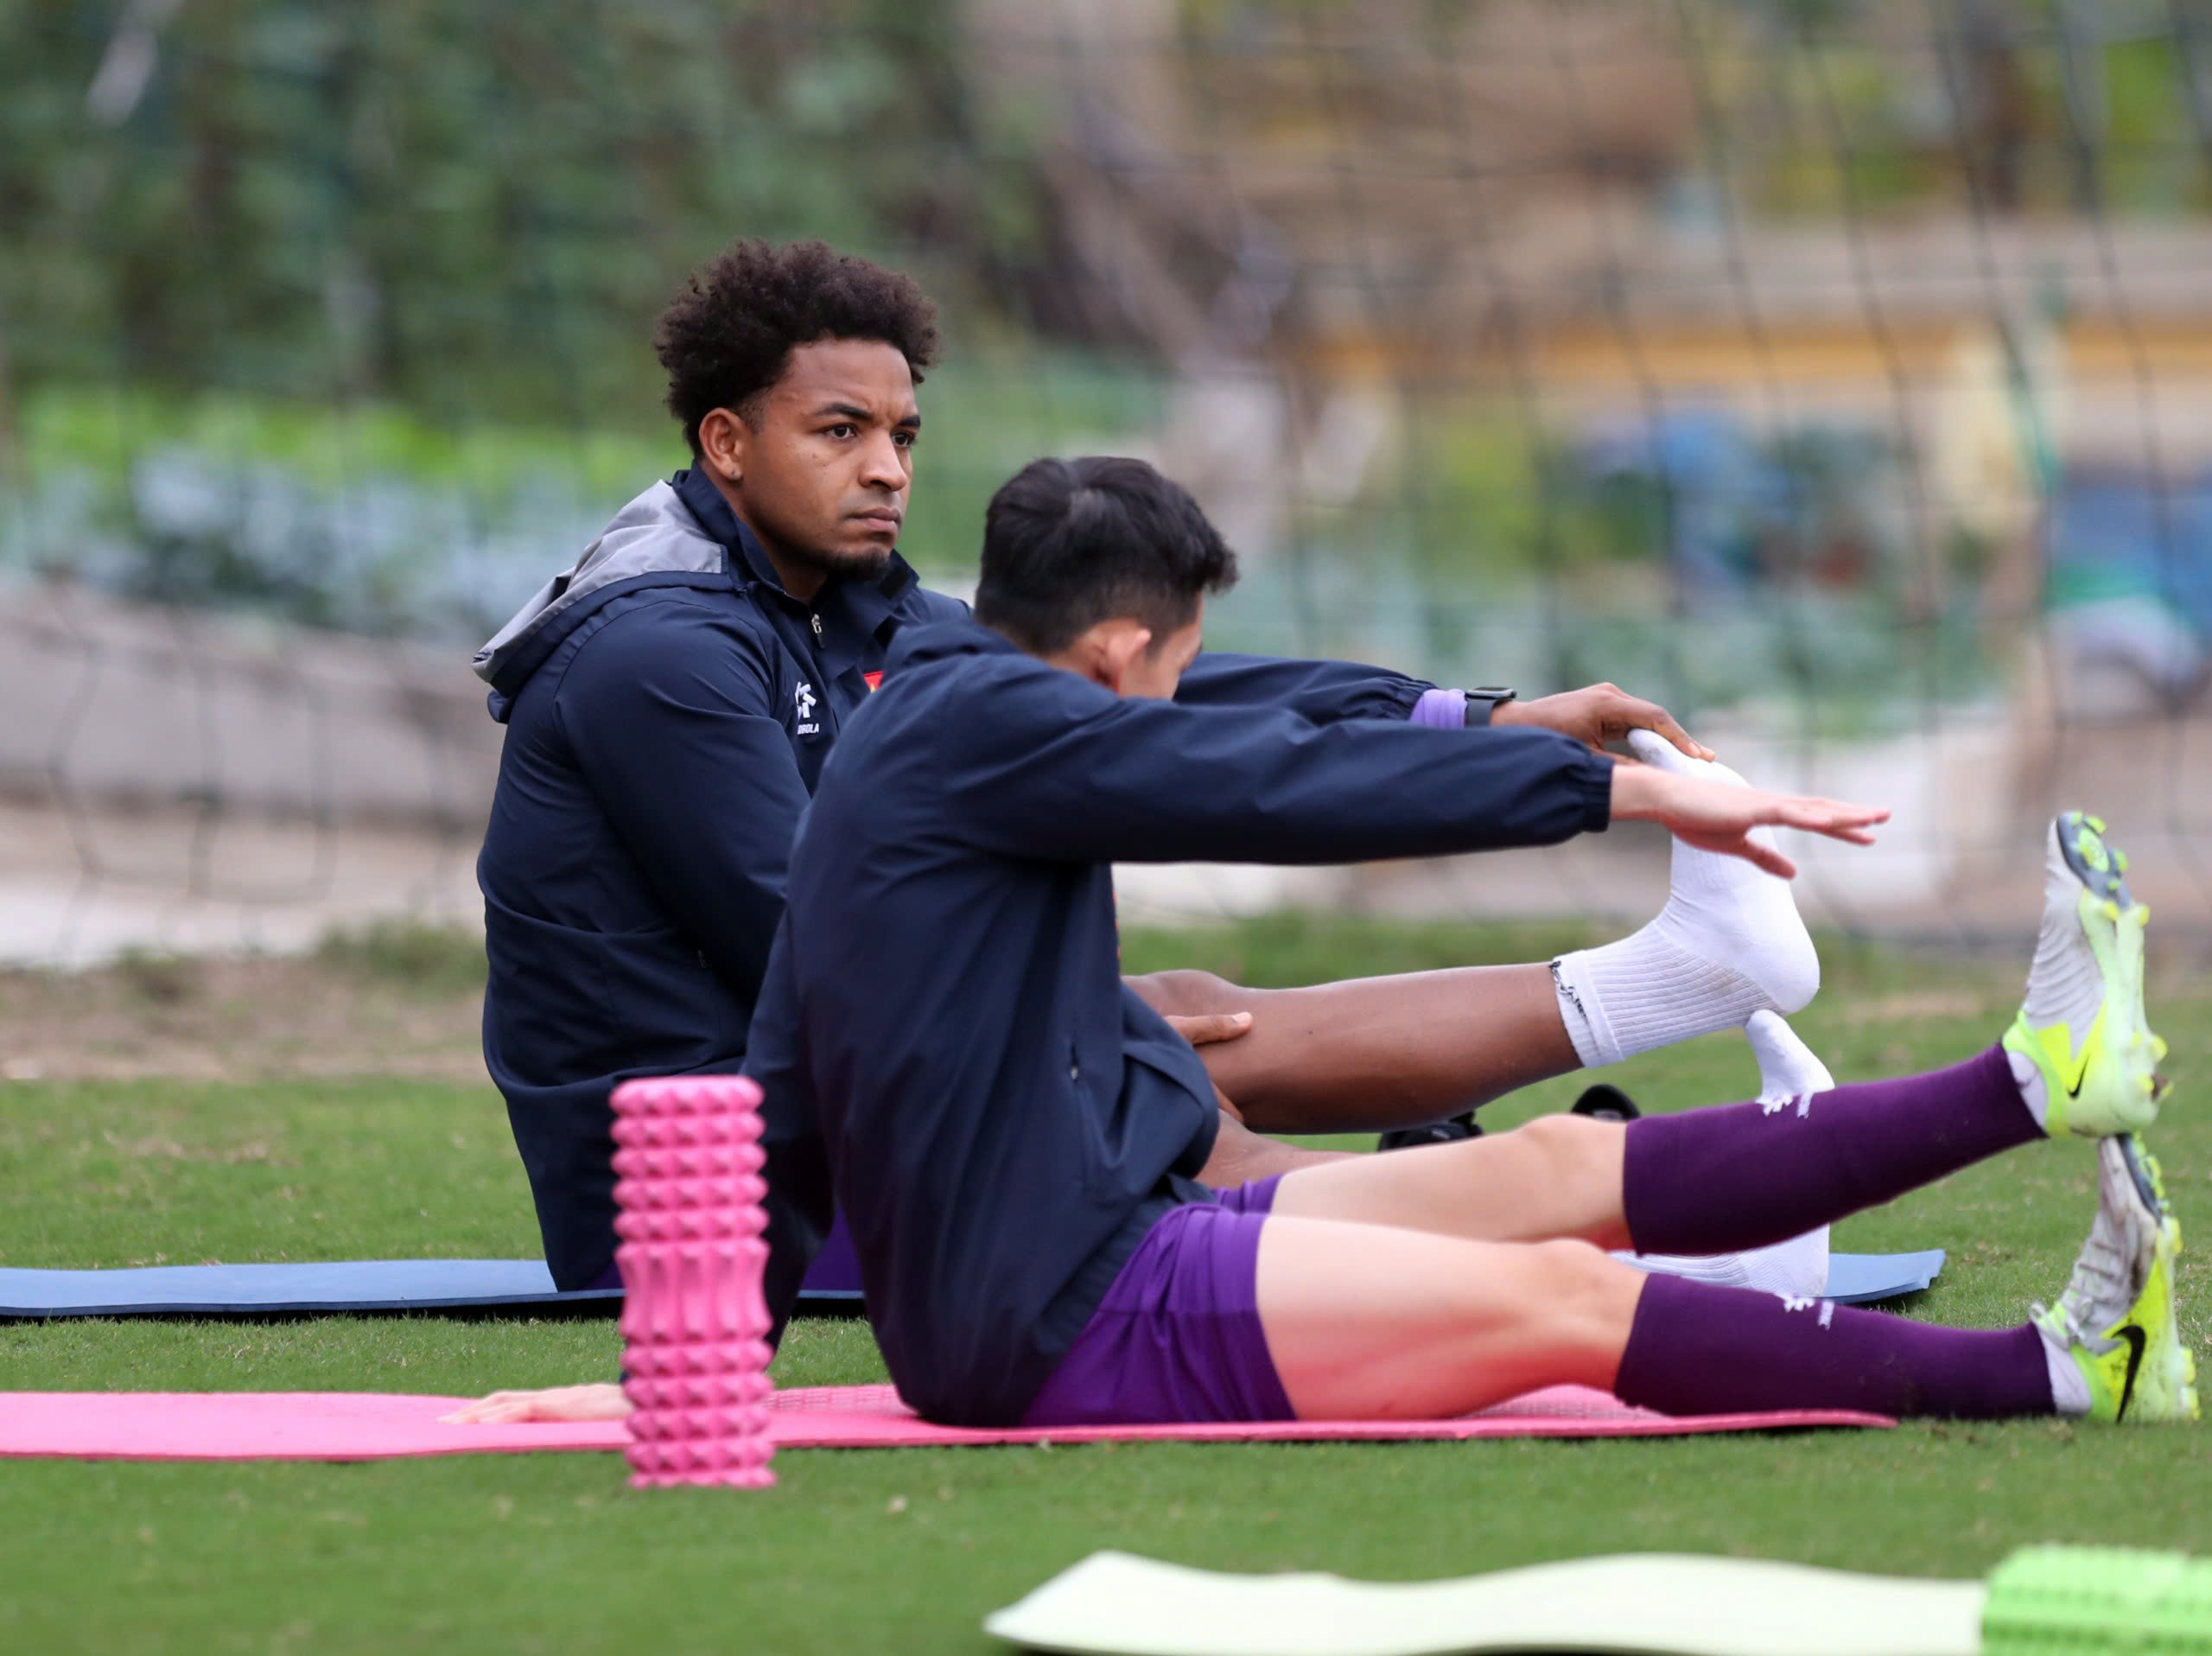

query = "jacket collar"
[[884, 614, 1023, 678], [672, 467, 919, 637]]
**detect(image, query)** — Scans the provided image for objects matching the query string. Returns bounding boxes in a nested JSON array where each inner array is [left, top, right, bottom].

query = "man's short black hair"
[[976, 457, 1240, 654], [653, 239, 940, 454]]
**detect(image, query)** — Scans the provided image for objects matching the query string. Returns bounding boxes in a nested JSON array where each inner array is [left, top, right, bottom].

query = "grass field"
[[3, 917, 2210, 1655]]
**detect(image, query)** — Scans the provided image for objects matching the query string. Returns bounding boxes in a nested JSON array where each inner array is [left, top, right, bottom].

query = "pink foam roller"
[[611, 1073, 775, 1489]]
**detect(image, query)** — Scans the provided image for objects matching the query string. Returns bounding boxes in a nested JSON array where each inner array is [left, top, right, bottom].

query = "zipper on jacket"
[[810, 613, 823, 640]]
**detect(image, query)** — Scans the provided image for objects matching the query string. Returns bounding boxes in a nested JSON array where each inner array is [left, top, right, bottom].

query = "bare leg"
[[1254, 1213, 2058, 1424], [1269, 1113, 1630, 1248], [1128, 965, 1580, 1135], [1265, 1047, 2044, 1266], [1250, 1068, 2058, 1421], [1194, 1108, 1356, 1186], [1255, 1218, 1643, 1417]]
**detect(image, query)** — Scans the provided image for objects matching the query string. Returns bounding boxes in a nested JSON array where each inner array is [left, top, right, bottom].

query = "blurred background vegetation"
[[3, 0, 1084, 636], [12, 0, 2212, 959], [10, 2, 2212, 646]]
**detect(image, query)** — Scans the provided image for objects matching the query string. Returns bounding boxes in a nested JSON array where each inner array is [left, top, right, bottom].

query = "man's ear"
[[1092, 621, 1155, 694], [697, 407, 749, 487]]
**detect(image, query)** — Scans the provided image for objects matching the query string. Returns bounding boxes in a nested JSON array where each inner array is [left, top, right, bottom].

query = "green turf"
[[3, 927, 2209, 1655]]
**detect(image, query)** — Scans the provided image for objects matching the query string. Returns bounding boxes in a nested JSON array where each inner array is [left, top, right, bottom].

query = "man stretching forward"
[[472, 237, 1836, 1310], [459, 457, 2191, 1431]]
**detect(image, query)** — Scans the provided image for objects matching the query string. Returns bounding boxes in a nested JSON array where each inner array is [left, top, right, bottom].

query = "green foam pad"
[[989, 1546, 2212, 1656], [1982, 1546, 2212, 1656]]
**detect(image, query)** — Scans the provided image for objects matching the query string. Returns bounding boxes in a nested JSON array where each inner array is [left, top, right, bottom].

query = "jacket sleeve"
[[935, 659, 1613, 867], [744, 920, 833, 1351], [555, 603, 809, 998], [1173, 651, 1431, 724]]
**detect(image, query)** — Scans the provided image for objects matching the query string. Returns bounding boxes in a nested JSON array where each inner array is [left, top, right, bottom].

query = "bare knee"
[[1521, 1239, 1639, 1359], [1524, 1237, 1614, 1300], [1504, 1111, 1618, 1177], [1498, 1114, 1627, 1247], [1126, 968, 1248, 1017]]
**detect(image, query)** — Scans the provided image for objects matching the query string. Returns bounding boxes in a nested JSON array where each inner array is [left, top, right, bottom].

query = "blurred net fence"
[[8, 0, 2212, 964]]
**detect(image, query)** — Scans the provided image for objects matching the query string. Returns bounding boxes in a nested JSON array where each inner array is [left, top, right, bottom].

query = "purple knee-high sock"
[[1615, 1272, 2054, 1419], [1623, 1045, 2037, 1255]]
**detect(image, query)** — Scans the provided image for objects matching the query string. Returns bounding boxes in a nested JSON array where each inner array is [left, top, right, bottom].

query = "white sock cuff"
[[2038, 1322, 2093, 1416], [2005, 1046, 2051, 1135], [1559, 930, 1775, 1067], [1551, 953, 1618, 1069]]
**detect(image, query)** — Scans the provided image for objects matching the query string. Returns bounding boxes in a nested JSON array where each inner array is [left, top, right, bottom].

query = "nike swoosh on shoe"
[[2116, 1324, 2148, 1422]]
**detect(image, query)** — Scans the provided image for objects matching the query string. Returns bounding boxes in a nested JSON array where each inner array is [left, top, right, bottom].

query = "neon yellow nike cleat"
[[2003, 812, 2169, 1138], [2033, 1133, 2196, 1424]]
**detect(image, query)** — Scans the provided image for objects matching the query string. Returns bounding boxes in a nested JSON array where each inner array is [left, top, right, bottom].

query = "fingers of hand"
[[1593, 690, 1712, 760], [1688, 830, 1797, 878], [1739, 838, 1798, 878], [1167, 1011, 1253, 1046], [1773, 796, 1890, 837], [1639, 704, 1712, 761], [441, 1392, 533, 1425]]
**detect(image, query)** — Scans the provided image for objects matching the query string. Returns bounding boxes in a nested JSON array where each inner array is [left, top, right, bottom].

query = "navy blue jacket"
[[747, 617, 1615, 1425], [475, 469, 1440, 1292]]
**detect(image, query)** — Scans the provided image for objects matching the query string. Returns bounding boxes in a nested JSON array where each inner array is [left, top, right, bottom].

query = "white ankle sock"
[[1614, 1010, 1835, 1298], [1551, 733, 1820, 1069], [1746, 1007, 1834, 1111], [2038, 1323, 2093, 1415], [2007, 1047, 2050, 1133]]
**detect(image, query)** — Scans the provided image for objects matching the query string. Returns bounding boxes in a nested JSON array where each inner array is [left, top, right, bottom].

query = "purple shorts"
[[1020, 1176, 1294, 1428]]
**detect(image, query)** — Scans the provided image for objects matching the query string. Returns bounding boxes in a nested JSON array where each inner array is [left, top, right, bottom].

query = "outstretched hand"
[[439, 1383, 632, 1425], [1611, 764, 1887, 879], [1492, 683, 1714, 761]]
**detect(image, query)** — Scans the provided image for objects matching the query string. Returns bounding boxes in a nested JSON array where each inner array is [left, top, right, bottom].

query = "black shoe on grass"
[[1375, 1112, 1481, 1153], [1571, 1083, 1642, 1123]]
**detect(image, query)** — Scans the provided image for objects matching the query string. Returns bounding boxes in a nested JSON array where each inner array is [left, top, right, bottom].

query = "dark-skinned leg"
[[1128, 965, 1580, 1136], [1195, 1107, 1356, 1186], [1135, 737, 1843, 1139], [1184, 1069, 1354, 1188]]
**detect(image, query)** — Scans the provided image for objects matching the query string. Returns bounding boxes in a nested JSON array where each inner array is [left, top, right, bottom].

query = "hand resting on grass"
[[442, 1384, 632, 1424]]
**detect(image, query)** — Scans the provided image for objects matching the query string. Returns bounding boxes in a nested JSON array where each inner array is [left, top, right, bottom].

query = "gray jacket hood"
[[473, 479, 727, 696]]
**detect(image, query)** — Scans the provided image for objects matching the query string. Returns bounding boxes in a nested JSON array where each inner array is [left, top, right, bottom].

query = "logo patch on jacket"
[[795, 681, 820, 736], [863, 671, 882, 692]]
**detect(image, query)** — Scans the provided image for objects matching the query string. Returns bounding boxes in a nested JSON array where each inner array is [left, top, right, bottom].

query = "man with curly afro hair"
[[470, 238, 1814, 1344], [653, 239, 941, 591], [474, 239, 969, 1311]]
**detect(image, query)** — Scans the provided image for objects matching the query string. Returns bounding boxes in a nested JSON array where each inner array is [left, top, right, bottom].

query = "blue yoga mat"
[[1825, 1247, 1945, 1304], [0, 1249, 1941, 1319], [0, 1259, 609, 1316]]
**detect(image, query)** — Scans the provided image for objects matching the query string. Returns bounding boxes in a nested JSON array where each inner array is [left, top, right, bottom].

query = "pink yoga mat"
[[0, 1385, 1890, 1462]]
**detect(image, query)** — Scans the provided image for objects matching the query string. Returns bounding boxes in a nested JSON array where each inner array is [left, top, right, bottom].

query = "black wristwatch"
[[1462, 686, 1518, 727]]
